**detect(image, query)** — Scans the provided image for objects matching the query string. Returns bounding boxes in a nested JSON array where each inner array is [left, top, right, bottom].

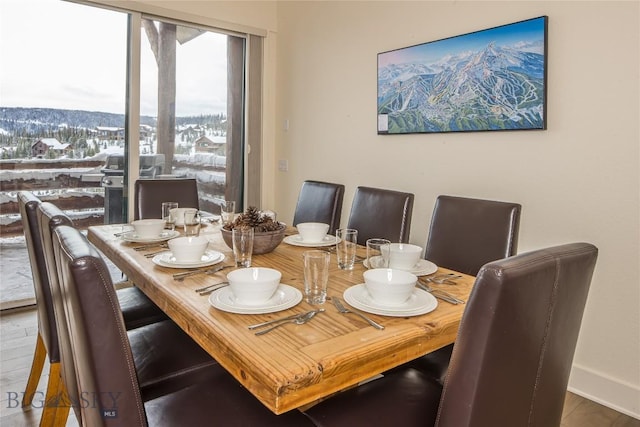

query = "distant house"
[[195, 135, 225, 155], [31, 138, 70, 158], [96, 126, 125, 141]]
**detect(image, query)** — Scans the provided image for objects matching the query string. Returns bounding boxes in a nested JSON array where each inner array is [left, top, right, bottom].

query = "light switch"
[[278, 159, 289, 172]]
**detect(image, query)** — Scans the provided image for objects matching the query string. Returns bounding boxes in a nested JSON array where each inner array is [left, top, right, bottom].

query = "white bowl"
[[296, 222, 330, 243], [227, 267, 281, 305], [388, 243, 423, 270], [170, 207, 198, 226], [131, 219, 166, 238], [363, 268, 417, 306], [168, 236, 208, 263]]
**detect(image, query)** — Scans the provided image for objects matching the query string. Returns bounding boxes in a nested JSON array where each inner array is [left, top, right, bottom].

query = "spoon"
[[254, 309, 323, 336]]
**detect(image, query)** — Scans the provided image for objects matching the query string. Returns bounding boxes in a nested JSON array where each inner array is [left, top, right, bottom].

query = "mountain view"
[[0, 107, 226, 159], [378, 42, 546, 133]]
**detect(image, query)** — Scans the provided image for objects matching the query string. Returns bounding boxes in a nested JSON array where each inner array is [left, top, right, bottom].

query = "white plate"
[[121, 230, 180, 243], [152, 250, 224, 269], [343, 284, 437, 317], [364, 258, 438, 276], [283, 234, 339, 247], [208, 284, 303, 314]]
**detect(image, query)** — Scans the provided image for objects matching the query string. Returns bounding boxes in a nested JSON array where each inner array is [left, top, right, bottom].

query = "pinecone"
[[244, 206, 262, 228], [226, 206, 282, 232]]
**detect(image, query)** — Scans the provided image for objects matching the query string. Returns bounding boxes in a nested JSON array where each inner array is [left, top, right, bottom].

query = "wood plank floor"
[[1, 306, 638, 426]]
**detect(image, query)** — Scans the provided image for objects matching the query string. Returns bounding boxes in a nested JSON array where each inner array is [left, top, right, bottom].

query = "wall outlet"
[[278, 159, 289, 172]]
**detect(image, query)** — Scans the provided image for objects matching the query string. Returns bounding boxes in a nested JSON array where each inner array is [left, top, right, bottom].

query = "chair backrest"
[[36, 202, 81, 421], [17, 192, 59, 362], [346, 186, 414, 245], [134, 178, 199, 220], [292, 180, 345, 234], [436, 243, 598, 427], [425, 195, 521, 275], [53, 225, 146, 427]]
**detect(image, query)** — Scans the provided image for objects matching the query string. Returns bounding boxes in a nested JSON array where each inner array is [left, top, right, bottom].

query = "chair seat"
[[303, 368, 442, 427], [116, 286, 168, 330], [145, 368, 315, 426], [129, 319, 222, 401]]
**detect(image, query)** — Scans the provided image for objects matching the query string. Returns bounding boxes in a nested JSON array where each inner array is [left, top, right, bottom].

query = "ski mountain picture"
[[377, 16, 547, 134]]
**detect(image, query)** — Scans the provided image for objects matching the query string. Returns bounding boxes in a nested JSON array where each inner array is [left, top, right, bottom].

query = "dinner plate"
[[343, 284, 437, 317], [151, 250, 225, 269], [121, 230, 180, 243], [363, 258, 438, 276], [208, 284, 302, 314], [283, 234, 339, 247]]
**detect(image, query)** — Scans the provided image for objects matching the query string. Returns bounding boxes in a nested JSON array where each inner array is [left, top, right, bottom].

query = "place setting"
[[151, 235, 225, 269], [208, 267, 303, 315], [283, 222, 339, 247], [343, 268, 438, 317], [120, 219, 180, 243], [335, 238, 438, 317], [363, 240, 438, 276]]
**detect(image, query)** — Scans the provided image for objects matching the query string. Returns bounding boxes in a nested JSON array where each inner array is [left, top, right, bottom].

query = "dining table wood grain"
[[87, 223, 475, 414]]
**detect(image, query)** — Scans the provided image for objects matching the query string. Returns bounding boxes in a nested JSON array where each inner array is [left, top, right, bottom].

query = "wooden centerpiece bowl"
[[221, 222, 287, 255]]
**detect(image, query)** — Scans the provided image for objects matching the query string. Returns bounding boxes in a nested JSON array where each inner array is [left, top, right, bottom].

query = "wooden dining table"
[[88, 223, 475, 415]]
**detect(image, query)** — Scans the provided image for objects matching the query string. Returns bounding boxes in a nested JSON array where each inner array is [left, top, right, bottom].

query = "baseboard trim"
[[569, 363, 640, 420]]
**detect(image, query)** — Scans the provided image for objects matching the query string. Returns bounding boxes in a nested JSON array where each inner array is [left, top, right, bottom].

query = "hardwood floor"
[[1, 306, 638, 427]]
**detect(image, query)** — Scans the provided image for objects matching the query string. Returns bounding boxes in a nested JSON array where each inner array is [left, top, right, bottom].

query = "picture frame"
[[377, 16, 548, 135]]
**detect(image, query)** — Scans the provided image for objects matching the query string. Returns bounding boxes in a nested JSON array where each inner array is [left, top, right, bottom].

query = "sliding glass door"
[[138, 17, 245, 215], [0, 0, 251, 308]]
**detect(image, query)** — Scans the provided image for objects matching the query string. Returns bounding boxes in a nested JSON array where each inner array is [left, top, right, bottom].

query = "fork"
[[332, 297, 384, 330], [133, 242, 168, 251], [417, 281, 465, 304], [254, 309, 323, 336], [422, 276, 458, 285]]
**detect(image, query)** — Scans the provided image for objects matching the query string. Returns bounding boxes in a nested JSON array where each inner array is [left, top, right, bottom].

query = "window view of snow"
[[0, 0, 233, 307]]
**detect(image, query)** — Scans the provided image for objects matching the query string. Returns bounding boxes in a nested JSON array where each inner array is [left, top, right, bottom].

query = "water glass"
[[221, 200, 236, 226], [366, 238, 391, 269], [336, 228, 358, 270], [232, 227, 254, 268], [303, 250, 330, 304], [183, 209, 201, 237], [161, 202, 178, 231]]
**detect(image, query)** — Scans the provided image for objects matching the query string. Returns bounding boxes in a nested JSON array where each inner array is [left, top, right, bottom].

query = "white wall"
[[275, 0, 639, 418]]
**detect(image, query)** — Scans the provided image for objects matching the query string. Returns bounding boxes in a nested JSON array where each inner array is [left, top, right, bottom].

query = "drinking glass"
[[221, 200, 236, 226], [183, 209, 201, 237], [232, 227, 254, 268], [161, 202, 178, 231], [303, 250, 330, 304], [336, 228, 358, 270], [366, 238, 391, 269]]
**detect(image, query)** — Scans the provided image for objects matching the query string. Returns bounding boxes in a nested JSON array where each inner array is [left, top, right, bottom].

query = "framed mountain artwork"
[[377, 16, 548, 134]]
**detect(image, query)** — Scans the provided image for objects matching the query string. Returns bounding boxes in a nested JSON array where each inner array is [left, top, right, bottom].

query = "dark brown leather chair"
[[292, 180, 345, 234], [134, 178, 199, 220], [37, 201, 167, 330], [53, 225, 314, 427], [17, 192, 62, 425], [408, 195, 522, 383], [425, 195, 521, 276], [303, 243, 598, 427], [346, 186, 414, 245]]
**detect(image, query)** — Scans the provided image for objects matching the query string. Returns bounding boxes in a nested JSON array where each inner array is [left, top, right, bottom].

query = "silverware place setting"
[[250, 309, 325, 336], [174, 264, 232, 281], [332, 297, 384, 330], [416, 280, 465, 305], [196, 282, 229, 295], [133, 242, 169, 251]]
